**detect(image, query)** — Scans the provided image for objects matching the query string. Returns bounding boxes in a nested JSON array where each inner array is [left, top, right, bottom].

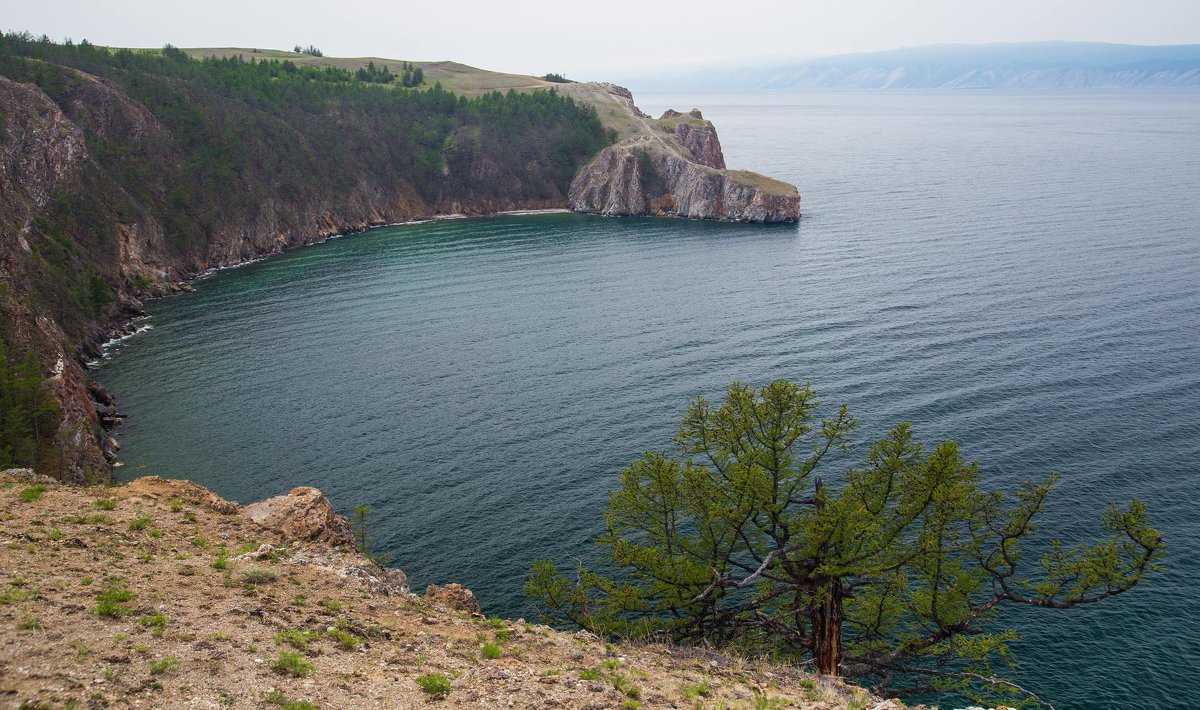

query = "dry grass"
[[0, 471, 878, 708]]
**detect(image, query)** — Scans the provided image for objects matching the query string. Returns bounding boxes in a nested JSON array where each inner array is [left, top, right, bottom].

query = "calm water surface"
[[97, 92, 1200, 708]]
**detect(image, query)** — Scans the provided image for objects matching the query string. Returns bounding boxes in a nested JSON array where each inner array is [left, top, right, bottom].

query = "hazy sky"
[[6, 0, 1200, 77]]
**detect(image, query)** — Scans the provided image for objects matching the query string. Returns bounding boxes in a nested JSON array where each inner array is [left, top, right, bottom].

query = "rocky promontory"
[[0, 469, 898, 709], [568, 98, 801, 223]]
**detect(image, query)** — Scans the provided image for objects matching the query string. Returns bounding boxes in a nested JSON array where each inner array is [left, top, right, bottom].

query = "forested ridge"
[[0, 33, 613, 479]]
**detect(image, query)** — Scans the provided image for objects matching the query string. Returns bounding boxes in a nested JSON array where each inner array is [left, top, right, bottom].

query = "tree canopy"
[[0, 337, 60, 471], [527, 379, 1164, 707]]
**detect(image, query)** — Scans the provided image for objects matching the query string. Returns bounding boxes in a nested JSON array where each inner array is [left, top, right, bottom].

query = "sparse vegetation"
[[271, 650, 314, 677], [93, 585, 136, 618], [275, 628, 318, 652], [326, 625, 360, 650], [139, 612, 168, 637], [242, 566, 277, 584], [128, 514, 152, 531], [18, 485, 45, 502], [417, 673, 451, 697], [262, 689, 319, 710], [149, 656, 180, 675]]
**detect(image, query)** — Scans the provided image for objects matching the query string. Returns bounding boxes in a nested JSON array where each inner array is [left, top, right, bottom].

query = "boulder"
[[425, 582, 481, 613], [240, 486, 355, 548]]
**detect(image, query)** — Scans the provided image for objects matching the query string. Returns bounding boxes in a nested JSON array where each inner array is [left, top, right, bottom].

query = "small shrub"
[[47, 528, 63, 541], [482, 642, 502, 659], [798, 679, 815, 690], [191, 536, 209, 548], [129, 515, 152, 531], [579, 668, 600, 681], [211, 554, 229, 570], [149, 657, 179, 675], [416, 673, 451, 697], [271, 651, 313, 677], [16, 615, 41, 630], [92, 498, 117, 510], [242, 566, 277, 584], [18, 485, 45, 502], [169, 498, 184, 512]]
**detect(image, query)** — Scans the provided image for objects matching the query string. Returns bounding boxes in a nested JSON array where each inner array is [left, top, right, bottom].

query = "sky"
[[5, 0, 1200, 78]]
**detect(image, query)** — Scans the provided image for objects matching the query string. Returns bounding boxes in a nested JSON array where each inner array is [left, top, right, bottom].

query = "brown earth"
[[0, 470, 908, 709]]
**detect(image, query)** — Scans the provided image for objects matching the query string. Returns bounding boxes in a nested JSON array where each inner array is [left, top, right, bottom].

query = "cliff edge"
[[0, 469, 897, 709], [563, 89, 801, 222]]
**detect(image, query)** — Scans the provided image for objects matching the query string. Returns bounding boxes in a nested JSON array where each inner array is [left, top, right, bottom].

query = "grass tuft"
[[417, 673, 451, 697]]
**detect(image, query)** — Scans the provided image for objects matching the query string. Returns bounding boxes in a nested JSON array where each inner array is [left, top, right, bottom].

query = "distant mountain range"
[[623, 42, 1200, 91]]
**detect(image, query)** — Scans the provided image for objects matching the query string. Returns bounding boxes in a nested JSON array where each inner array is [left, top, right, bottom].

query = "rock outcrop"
[[569, 93, 799, 222], [425, 582, 482, 613], [241, 486, 356, 548], [570, 136, 800, 223], [664, 109, 727, 169]]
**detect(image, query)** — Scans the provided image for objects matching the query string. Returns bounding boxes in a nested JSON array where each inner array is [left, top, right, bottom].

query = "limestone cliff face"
[[569, 94, 799, 222]]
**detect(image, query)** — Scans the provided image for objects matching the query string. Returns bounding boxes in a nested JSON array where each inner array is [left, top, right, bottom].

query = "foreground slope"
[[0, 470, 893, 709]]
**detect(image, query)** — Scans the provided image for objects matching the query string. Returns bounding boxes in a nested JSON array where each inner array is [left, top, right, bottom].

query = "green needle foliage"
[[527, 379, 1164, 708], [0, 337, 60, 472]]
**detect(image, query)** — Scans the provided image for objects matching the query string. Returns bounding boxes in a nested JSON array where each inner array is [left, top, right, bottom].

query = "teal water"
[[96, 92, 1200, 708]]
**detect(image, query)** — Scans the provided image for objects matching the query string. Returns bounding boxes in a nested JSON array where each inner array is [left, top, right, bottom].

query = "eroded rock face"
[[425, 582, 481, 613], [674, 122, 726, 170], [569, 138, 799, 223], [240, 486, 355, 548]]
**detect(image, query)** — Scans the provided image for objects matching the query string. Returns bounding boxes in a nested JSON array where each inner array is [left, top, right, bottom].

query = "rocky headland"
[[0, 469, 900, 709]]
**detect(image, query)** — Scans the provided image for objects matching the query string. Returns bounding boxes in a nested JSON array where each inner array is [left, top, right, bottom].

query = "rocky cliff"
[[0, 469, 899, 709], [569, 99, 800, 222]]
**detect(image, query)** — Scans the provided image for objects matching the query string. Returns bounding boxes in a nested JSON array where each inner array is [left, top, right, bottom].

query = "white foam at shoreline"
[[88, 319, 153, 368]]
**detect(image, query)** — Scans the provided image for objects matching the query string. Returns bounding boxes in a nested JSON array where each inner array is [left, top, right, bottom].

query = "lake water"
[[96, 92, 1200, 708]]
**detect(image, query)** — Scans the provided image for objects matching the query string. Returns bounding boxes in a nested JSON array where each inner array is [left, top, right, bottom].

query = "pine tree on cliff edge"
[[526, 379, 1163, 708]]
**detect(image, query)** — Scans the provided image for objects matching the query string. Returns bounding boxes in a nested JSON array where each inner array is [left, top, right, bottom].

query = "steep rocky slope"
[[0, 469, 899, 709]]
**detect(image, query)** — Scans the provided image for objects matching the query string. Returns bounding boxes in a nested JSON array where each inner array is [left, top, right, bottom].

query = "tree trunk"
[[809, 476, 843, 675], [811, 578, 844, 675]]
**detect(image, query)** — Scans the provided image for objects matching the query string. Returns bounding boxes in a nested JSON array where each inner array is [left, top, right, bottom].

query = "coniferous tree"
[[527, 379, 1164, 708]]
